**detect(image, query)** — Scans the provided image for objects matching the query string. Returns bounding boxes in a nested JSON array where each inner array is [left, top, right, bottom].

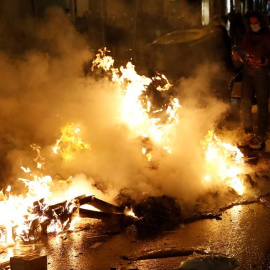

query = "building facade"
[[0, 0, 268, 26]]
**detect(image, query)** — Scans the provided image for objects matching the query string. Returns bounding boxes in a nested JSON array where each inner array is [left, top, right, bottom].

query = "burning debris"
[[201, 131, 246, 195], [0, 46, 265, 270], [91, 48, 250, 197], [1, 6, 270, 268], [91, 48, 181, 158], [0, 189, 136, 246], [132, 196, 181, 238], [0, 49, 254, 248], [116, 193, 182, 238]]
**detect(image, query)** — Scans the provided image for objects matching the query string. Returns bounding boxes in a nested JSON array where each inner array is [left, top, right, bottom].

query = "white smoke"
[[0, 7, 233, 206]]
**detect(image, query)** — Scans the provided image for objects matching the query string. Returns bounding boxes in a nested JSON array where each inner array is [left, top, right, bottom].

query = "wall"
[[35, 0, 68, 17], [77, 0, 89, 17], [0, 0, 33, 18]]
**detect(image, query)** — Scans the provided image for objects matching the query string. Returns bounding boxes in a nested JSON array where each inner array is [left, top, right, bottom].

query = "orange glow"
[[124, 206, 138, 219], [53, 123, 90, 161], [91, 49, 181, 161], [0, 50, 249, 247], [201, 131, 246, 195], [0, 147, 88, 246]]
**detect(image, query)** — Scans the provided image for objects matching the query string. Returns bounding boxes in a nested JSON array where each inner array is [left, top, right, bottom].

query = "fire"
[[92, 49, 247, 194], [0, 50, 250, 248], [0, 175, 75, 245], [31, 144, 45, 169], [124, 206, 138, 219], [0, 146, 85, 246], [53, 123, 90, 161], [91, 48, 115, 71], [201, 131, 246, 195], [0, 173, 52, 245], [92, 49, 181, 159]]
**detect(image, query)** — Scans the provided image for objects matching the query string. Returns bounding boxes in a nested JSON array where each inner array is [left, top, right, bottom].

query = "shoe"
[[249, 136, 265, 150], [237, 133, 254, 147]]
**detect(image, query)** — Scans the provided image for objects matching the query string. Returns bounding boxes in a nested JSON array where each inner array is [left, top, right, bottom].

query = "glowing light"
[[202, 131, 246, 195], [53, 123, 90, 161], [91, 49, 181, 162], [0, 146, 88, 245], [202, 0, 210, 25], [124, 207, 138, 219], [31, 144, 45, 169]]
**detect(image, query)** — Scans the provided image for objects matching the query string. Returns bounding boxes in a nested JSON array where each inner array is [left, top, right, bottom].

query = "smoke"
[[0, 7, 233, 208], [0, 7, 92, 179]]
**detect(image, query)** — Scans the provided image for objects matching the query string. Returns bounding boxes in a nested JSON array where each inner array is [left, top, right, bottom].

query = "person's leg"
[[249, 68, 269, 150], [241, 69, 254, 133], [254, 68, 269, 137]]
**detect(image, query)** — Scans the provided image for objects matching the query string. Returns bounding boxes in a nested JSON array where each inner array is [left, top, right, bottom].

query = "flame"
[[201, 131, 246, 195], [153, 73, 172, 91], [92, 49, 181, 161], [0, 50, 249, 248], [0, 173, 51, 245], [31, 144, 45, 169], [124, 206, 138, 219], [92, 50, 247, 195], [0, 146, 87, 246], [53, 123, 90, 161], [91, 48, 115, 71], [0, 175, 84, 245]]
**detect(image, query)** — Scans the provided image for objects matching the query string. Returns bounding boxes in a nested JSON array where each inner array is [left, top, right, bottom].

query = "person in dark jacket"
[[233, 11, 270, 149]]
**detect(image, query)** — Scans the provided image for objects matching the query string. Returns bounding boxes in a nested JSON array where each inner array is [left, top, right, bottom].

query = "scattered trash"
[[132, 195, 182, 238]]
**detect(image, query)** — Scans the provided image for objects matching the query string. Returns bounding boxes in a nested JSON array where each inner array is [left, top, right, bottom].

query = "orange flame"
[[202, 131, 246, 195], [53, 123, 90, 161], [0, 146, 85, 246], [92, 49, 181, 161]]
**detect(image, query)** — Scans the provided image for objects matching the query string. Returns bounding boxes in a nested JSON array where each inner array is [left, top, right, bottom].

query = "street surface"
[[1, 196, 270, 269]]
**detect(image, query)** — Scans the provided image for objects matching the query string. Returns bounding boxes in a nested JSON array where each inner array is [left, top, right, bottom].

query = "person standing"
[[234, 11, 270, 149]]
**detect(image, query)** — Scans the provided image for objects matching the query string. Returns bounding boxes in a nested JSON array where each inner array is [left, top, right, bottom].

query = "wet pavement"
[[1, 198, 270, 270]]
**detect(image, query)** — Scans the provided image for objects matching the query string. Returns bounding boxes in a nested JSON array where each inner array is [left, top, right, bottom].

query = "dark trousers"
[[241, 66, 269, 136]]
